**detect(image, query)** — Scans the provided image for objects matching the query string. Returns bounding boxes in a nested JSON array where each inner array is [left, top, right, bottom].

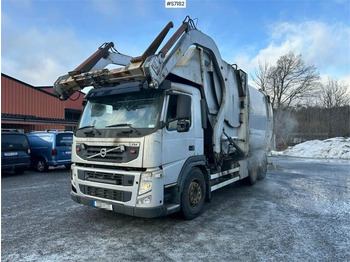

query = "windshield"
[[78, 90, 164, 130]]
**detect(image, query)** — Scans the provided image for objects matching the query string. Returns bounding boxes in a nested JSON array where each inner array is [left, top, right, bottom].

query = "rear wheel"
[[181, 168, 206, 220], [246, 165, 258, 185], [65, 164, 72, 170], [243, 156, 258, 186], [257, 155, 268, 180], [36, 158, 48, 172]]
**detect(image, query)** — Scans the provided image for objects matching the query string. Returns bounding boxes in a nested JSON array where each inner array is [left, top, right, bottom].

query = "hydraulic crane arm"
[[53, 22, 174, 101], [54, 43, 133, 100], [53, 19, 229, 101], [140, 21, 233, 156]]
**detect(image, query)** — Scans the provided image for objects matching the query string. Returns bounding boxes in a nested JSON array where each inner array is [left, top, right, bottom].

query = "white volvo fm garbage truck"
[[54, 17, 273, 219]]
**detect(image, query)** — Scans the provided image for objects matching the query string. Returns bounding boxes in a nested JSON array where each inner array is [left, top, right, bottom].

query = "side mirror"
[[158, 121, 167, 129], [177, 119, 190, 132]]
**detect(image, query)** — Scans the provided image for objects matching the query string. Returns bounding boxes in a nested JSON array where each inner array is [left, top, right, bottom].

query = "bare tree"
[[319, 78, 350, 137], [252, 61, 271, 92], [252, 52, 320, 148], [253, 52, 320, 111], [319, 77, 350, 108]]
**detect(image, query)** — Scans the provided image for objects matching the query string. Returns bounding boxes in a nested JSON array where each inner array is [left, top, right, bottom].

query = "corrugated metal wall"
[[1, 74, 84, 132], [36, 86, 85, 110], [1, 76, 64, 118]]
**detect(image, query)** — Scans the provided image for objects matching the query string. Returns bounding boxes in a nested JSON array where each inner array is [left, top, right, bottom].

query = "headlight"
[[138, 173, 152, 195]]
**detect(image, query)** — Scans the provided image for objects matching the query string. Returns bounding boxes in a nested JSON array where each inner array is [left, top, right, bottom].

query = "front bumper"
[[70, 164, 174, 218], [71, 192, 167, 218]]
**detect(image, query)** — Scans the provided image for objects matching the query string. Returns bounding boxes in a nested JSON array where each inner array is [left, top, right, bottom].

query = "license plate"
[[4, 152, 18, 156], [92, 201, 113, 211], [65, 151, 71, 155]]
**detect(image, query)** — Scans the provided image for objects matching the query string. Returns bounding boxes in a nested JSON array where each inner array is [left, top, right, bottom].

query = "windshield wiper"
[[77, 125, 101, 135], [105, 123, 141, 135]]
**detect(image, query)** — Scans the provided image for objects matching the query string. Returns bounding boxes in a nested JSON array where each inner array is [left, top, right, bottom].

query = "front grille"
[[76, 145, 139, 163], [80, 185, 132, 202], [78, 170, 134, 186], [86, 171, 123, 185], [86, 146, 123, 161], [87, 186, 123, 201]]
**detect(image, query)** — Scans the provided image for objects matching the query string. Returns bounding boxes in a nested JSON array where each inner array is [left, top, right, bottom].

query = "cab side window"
[[166, 94, 191, 132]]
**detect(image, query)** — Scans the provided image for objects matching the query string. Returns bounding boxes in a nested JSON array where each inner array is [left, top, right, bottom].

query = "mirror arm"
[[158, 121, 167, 129]]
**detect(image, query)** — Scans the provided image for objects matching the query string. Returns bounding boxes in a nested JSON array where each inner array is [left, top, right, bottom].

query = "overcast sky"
[[1, 0, 350, 87]]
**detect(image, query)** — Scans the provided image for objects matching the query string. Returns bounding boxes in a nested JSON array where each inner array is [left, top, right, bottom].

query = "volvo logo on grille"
[[87, 145, 125, 159], [100, 148, 107, 157]]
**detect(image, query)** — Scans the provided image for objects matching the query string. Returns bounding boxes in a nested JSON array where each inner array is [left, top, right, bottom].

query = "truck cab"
[[71, 83, 205, 218]]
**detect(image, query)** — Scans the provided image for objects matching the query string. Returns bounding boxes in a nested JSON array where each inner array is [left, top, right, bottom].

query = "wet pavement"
[[1, 157, 350, 261]]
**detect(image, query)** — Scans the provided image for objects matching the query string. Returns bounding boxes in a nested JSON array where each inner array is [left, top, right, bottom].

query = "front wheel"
[[181, 168, 206, 220]]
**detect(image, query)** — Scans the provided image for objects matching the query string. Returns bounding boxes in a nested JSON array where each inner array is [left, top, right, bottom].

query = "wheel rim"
[[37, 161, 45, 171], [188, 179, 202, 207]]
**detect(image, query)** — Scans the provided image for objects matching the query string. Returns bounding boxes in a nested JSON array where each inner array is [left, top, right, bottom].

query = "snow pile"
[[272, 137, 350, 159]]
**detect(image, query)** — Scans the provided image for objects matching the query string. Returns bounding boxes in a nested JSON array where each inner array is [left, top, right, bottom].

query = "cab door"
[[161, 92, 196, 185]]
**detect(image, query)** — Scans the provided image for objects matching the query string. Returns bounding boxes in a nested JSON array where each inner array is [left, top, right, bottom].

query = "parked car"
[[1, 132, 31, 174], [26, 130, 73, 172]]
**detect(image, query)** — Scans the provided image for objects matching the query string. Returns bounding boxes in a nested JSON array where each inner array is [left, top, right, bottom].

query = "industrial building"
[[1, 73, 84, 133]]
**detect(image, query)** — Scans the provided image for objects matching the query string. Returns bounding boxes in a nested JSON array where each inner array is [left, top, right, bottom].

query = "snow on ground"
[[271, 137, 350, 159]]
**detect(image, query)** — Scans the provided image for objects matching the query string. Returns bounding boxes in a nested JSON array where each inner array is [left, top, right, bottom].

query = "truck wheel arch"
[[177, 156, 210, 201]]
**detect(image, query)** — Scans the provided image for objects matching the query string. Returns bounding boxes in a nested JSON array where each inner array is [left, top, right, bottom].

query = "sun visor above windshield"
[[85, 80, 171, 99]]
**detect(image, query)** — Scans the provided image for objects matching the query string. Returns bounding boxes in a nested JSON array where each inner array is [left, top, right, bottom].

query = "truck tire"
[[244, 165, 258, 186], [181, 168, 206, 220], [36, 158, 48, 172], [257, 155, 267, 180]]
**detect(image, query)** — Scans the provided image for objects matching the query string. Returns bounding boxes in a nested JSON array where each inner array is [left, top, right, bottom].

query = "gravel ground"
[[1, 157, 350, 261]]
